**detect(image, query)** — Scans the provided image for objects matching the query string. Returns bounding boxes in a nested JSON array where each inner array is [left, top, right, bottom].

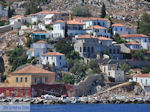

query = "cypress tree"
[[101, 3, 106, 18]]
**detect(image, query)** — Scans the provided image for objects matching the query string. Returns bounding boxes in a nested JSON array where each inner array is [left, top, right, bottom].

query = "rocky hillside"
[[11, 0, 150, 22]]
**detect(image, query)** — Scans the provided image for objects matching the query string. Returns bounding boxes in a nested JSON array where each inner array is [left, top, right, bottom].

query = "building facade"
[[120, 34, 150, 50], [26, 40, 48, 59], [32, 31, 50, 39], [41, 52, 67, 68], [125, 42, 142, 50]]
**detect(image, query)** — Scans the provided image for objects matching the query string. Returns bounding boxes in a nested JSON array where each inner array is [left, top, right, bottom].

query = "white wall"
[[133, 77, 150, 86]]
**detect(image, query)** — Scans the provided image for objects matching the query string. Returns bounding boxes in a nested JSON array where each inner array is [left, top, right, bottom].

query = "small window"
[[45, 77, 48, 83], [25, 77, 28, 82], [16, 77, 18, 83], [80, 47, 82, 52], [40, 77, 42, 84], [120, 28, 122, 31], [59, 56, 61, 60], [83, 47, 86, 52], [35, 77, 37, 83], [20, 77, 23, 82]]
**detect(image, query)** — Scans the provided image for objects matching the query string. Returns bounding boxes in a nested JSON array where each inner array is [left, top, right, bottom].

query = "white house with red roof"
[[75, 17, 110, 29], [133, 73, 150, 86], [41, 52, 66, 68], [86, 25, 110, 37], [26, 11, 62, 24], [52, 20, 85, 39], [9, 15, 25, 25], [126, 42, 142, 50], [120, 34, 150, 50], [133, 73, 150, 95], [26, 40, 48, 59]]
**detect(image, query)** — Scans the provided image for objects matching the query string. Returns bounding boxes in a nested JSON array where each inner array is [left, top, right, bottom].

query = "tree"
[[72, 5, 91, 17], [8, 6, 15, 18], [70, 60, 87, 83], [114, 33, 126, 44], [120, 63, 131, 73], [88, 59, 100, 73], [137, 13, 150, 35], [7, 46, 28, 71], [141, 68, 150, 74], [45, 25, 53, 31], [64, 23, 68, 38], [132, 49, 147, 60], [101, 3, 106, 18], [62, 73, 75, 84]]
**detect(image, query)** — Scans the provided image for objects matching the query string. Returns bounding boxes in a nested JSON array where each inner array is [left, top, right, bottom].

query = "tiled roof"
[[126, 42, 140, 45], [87, 25, 107, 30], [11, 15, 25, 19], [33, 31, 47, 34], [66, 20, 84, 25], [97, 37, 112, 40], [75, 17, 110, 22], [55, 20, 65, 23], [36, 40, 47, 44], [37, 11, 61, 14], [146, 50, 150, 53], [78, 34, 95, 38], [135, 74, 150, 77], [120, 34, 149, 38], [12, 65, 54, 74], [42, 52, 64, 56], [27, 49, 33, 52], [112, 24, 126, 27]]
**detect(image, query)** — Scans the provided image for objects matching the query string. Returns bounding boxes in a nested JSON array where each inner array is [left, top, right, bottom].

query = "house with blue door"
[[32, 31, 50, 39], [27, 40, 48, 59]]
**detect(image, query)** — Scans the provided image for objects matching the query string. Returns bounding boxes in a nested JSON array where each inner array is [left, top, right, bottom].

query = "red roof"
[[55, 20, 65, 23], [135, 74, 150, 77], [97, 37, 112, 40], [78, 34, 95, 38], [87, 25, 107, 30], [66, 20, 84, 25], [36, 40, 47, 44], [27, 49, 33, 52], [126, 42, 140, 45], [33, 31, 47, 34], [75, 17, 110, 22], [121, 34, 149, 38], [42, 52, 64, 56], [112, 24, 126, 27], [11, 15, 25, 19], [12, 65, 54, 74]]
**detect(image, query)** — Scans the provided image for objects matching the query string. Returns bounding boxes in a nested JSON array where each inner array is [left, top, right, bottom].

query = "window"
[[40, 77, 42, 84], [16, 77, 18, 83], [59, 56, 61, 60], [20, 77, 23, 82], [115, 28, 118, 31], [109, 49, 112, 53], [45, 77, 48, 83], [47, 56, 48, 60], [146, 79, 147, 85], [144, 39, 147, 42], [35, 77, 37, 83], [80, 47, 82, 52], [60, 62, 61, 65], [83, 47, 86, 52], [113, 49, 116, 54], [25, 77, 28, 82], [88, 47, 90, 52], [104, 30, 107, 33], [117, 49, 120, 54], [91, 47, 94, 53], [120, 28, 122, 31]]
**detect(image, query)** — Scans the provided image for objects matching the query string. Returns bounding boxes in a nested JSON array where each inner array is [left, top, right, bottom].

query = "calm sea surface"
[[30, 104, 150, 112]]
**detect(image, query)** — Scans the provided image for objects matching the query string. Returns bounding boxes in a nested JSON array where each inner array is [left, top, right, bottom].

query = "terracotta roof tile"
[[121, 34, 149, 38], [11, 15, 25, 19], [36, 40, 47, 44], [55, 20, 65, 23], [135, 74, 150, 77], [126, 42, 140, 45], [75, 17, 110, 22], [33, 31, 47, 34], [78, 34, 95, 38], [66, 20, 84, 25], [97, 37, 112, 40], [112, 24, 126, 27], [12, 65, 54, 74], [27, 49, 33, 52], [42, 52, 64, 56], [87, 25, 107, 30]]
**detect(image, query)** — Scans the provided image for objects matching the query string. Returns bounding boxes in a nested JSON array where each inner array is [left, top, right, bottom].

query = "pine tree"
[[101, 3, 106, 18], [8, 6, 12, 18]]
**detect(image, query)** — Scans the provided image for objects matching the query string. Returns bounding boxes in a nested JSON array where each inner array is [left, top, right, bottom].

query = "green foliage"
[[25, 1, 42, 15], [141, 68, 150, 74], [1, 74, 6, 82], [26, 36, 33, 48], [0, 20, 9, 26], [114, 33, 126, 44], [55, 40, 74, 55], [88, 59, 100, 73], [64, 23, 68, 37], [27, 57, 35, 63], [72, 5, 91, 17], [45, 25, 53, 30], [70, 60, 87, 83], [101, 3, 106, 18], [137, 13, 150, 35], [132, 49, 148, 60], [120, 63, 131, 73], [62, 73, 75, 84], [7, 46, 28, 71], [8, 6, 15, 18]]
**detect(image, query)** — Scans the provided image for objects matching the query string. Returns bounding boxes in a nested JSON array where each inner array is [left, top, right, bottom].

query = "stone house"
[[74, 34, 122, 59], [100, 63, 125, 82]]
